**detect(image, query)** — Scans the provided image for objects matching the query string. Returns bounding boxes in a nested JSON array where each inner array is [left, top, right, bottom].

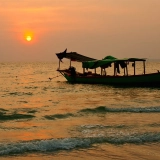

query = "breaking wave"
[[0, 132, 160, 155], [79, 106, 160, 113], [43, 106, 160, 121]]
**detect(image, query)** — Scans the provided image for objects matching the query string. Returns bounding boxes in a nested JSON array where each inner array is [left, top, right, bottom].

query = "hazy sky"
[[0, 0, 160, 62]]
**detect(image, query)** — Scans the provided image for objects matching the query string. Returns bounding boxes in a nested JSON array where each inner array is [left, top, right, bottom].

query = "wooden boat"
[[56, 49, 160, 86]]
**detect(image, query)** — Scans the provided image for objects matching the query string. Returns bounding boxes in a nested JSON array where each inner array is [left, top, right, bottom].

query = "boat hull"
[[58, 70, 160, 86]]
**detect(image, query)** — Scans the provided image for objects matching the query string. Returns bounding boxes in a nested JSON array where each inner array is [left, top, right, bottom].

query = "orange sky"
[[0, 0, 160, 61]]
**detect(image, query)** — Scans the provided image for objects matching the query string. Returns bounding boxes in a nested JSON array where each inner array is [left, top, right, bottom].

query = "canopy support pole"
[[114, 62, 116, 76], [134, 61, 136, 75], [126, 65, 128, 76], [58, 59, 60, 69], [143, 61, 146, 74]]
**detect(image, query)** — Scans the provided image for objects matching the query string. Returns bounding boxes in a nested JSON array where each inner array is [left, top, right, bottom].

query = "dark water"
[[0, 61, 160, 160]]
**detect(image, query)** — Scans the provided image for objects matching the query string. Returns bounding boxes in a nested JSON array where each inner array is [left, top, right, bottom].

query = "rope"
[[48, 74, 62, 81], [0, 72, 62, 81]]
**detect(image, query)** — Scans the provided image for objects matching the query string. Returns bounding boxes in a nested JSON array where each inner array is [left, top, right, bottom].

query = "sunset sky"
[[0, 0, 160, 62]]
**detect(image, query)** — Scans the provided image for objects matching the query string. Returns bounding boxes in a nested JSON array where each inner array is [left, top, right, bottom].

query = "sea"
[[0, 60, 160, 160]]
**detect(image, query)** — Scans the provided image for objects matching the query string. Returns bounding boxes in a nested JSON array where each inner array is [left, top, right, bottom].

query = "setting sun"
[[23, 31, 34, 43], [26, 36, 32, 41]]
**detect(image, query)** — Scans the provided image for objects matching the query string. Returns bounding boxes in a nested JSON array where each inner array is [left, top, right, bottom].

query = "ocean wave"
[[0, 132, 160, 155], [44, 113, 74, 120], [80, 124, 129, 129], [43, 106, 160, 121], [8, 92, 33, 96], [0, 112, 35, 121], [79, 106, 160, 113]]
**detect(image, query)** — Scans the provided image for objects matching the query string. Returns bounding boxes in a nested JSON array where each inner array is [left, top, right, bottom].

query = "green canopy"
[[82, 56, 146, 69], [103, 55, 117, 60]]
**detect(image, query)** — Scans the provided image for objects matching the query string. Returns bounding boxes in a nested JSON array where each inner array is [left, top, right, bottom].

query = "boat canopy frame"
[[56, 49, 146, 76]]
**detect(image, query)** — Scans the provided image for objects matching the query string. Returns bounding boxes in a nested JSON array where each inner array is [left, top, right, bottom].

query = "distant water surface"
[[0, 61, 160, 160]]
